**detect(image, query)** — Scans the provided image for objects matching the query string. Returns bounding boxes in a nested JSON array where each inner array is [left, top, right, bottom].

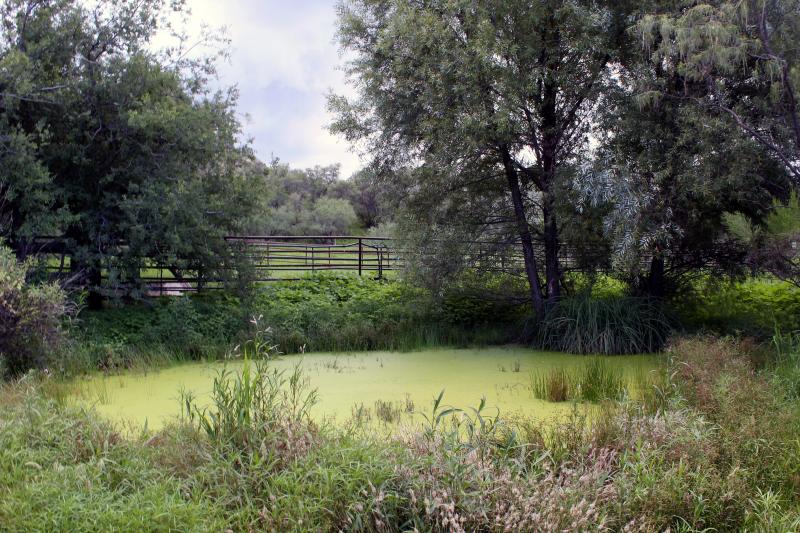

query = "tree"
[[329, 169, 394, 230], [248, 162, 373, 237], [635, 0, 800, 188], [0, 0, 265, 307], [586, 72, 788, 297], [330, 0, 633, 316]]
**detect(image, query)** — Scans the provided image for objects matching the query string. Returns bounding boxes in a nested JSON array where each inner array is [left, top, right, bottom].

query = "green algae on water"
[[70, 347, 660, 431]]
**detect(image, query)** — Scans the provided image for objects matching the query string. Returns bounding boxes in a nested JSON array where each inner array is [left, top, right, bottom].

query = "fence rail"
[[225, 236, 401, 278], [37, 234, 607, 295]]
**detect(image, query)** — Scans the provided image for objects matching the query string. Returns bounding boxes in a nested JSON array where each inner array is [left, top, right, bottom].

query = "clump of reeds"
[[537, 294, 672, 355], [374, 399, 403, 424], [578, 357, 626, 402], [181, 318, 318, 452], [530, 367, 572, 402], [530, 358, 626, 403]]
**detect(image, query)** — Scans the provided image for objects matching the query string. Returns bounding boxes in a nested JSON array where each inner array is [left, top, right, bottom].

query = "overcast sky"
[[179, 0, 361, 177]]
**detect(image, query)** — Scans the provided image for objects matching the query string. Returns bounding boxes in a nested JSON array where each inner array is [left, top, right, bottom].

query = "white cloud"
[[171, 0, 362, 176]]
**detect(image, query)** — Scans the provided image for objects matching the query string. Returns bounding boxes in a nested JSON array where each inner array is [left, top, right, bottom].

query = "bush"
[[537, 294, 673, 354], [675, 276, 800, 336], [0, 245, 67, 377]]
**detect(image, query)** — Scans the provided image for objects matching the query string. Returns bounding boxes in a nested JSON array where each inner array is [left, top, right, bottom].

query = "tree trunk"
[[86, 267, 103, 310], [645, 253, 665, 300], [502, 147, 545, 317], [539, 74, 562, 307], [542, 192, 561, 305], [71, 255, 104, 310]]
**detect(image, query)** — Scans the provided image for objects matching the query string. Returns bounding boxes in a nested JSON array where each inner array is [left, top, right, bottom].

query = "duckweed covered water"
[[71, 347, 660, 430]]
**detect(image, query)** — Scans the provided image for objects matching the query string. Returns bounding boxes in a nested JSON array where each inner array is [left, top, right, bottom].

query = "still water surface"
[[71, 347, 660, 430]]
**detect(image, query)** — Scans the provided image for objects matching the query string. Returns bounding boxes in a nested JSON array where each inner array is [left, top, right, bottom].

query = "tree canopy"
[[331, 0, 637, 315], [0, 0, 265, 305]]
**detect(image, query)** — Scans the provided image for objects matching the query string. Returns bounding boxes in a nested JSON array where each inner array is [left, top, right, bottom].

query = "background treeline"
[[2, 0, 800, 379], [248, 163, 395, 237], [330, 0, 800, 312]]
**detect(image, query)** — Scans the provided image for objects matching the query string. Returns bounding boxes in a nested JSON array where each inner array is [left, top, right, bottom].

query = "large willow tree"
[[636, 0, 800, 188], [330, 0, 633, 315]]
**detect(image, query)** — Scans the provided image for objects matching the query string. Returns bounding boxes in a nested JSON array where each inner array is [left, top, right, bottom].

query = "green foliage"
[[72, 274, 520, 373], [0, 380, 227, 530], [770, 329, 800, 400], [0, 244, 67, 377], [0, 0, 267, 298], [676, 277, 800, 336], [529, 367, 572, 402], [634, 0, 800, 189], [183, 359, 318, 450], [537, 294, 673, 355], [249, 163, 393, 236], [331, 0, 636, 312]]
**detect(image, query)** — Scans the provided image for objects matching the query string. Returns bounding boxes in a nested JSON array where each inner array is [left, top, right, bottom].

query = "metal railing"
[[36, 234, 609, 295]]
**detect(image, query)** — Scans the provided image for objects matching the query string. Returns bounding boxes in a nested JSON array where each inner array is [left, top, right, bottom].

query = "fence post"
[[358, 238, 363, 276]]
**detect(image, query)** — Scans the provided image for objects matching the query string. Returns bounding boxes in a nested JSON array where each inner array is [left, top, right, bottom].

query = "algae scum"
[[72, 347, 659, 430]]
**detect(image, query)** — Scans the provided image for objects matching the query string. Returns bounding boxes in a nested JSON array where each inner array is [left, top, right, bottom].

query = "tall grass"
[[771, 328, 800, 399], [537, 294, 672, 354], [182, 361, 318, 447], [530, 367, 572, 402], [530, 358, 626, 402], [182, 323, 318, 449]]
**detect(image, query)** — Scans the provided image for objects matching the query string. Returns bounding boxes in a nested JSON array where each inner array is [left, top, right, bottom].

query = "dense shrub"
[[0, 245, 67, 377], [75, 274, 520, 372], [675, 276, 800, 336], [537, 294, 673, 354]]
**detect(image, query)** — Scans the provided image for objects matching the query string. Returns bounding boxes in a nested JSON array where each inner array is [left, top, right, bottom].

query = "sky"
[[177, 0, 361, 177]]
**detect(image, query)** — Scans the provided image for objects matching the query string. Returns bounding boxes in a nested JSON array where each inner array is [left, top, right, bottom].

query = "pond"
[[70, 347, 660, 430]]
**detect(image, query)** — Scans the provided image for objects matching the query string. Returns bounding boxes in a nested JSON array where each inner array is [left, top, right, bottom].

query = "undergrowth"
[[2, 336, 800, 531], [71, 274, 522, 374]]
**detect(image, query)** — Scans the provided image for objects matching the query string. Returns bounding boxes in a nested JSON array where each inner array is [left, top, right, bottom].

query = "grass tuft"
[[530, 358, 626, 403], [537, 294, 672, 355]]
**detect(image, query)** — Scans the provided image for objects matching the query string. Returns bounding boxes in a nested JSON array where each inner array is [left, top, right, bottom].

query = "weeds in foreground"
[[181, 324, 318, 451], [771, 327, 800, 399], [3, 336, 800, 531]]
